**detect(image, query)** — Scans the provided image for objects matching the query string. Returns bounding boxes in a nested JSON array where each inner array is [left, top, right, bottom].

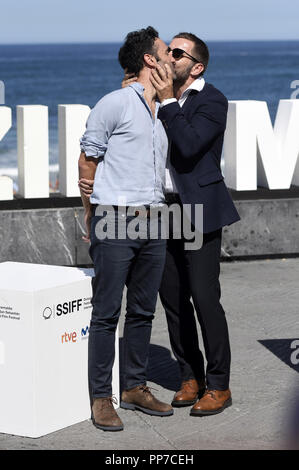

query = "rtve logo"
[[42, 298, 83, 319], [61, 331, 77, 344], [61, 325, 89, 344]]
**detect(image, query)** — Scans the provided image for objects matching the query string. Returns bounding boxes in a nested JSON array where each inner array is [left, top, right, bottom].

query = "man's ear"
[[191, 63, 205, 78], [143, 53, 156, 68]]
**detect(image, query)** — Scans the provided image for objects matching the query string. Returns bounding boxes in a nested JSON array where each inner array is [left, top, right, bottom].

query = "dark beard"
[[173, 64, 194, 89]]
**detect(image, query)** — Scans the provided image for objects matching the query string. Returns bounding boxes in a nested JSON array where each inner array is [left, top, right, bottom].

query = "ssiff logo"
[[42, 298, 83, 319], [43, 307, 52, 320]]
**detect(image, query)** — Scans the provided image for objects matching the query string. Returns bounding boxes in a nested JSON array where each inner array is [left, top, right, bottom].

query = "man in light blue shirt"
[[80, 81, 168, 207], [78, 26, 173, 432]]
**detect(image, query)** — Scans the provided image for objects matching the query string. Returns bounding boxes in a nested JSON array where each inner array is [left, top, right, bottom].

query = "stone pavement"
[[1, 258, 298, 450]]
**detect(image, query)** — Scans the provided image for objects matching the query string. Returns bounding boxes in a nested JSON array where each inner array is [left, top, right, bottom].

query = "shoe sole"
[[190, 397, 232, 416], [171, 399, 197, 407], [172, 388, 206, 407], [91, 413, 124, 432], [121, 401, 174, 416]]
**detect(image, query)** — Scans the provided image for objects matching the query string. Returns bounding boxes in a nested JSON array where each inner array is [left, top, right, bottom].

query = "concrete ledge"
[[222, 198, 299, 257], [0, 198, 298, 265]]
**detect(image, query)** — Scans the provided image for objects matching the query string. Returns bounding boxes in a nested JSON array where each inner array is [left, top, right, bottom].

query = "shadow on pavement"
[[119, 338, 181, 392]]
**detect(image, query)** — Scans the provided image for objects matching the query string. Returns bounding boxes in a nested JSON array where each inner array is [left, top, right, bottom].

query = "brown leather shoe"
[[91, 397, 124, 431], [121, 385, 174, 416], [190, 389, 232, 416], [172, 379, 206, 407]]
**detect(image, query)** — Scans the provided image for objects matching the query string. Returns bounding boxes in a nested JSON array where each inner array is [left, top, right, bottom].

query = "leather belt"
[[92, 205, 160, 219]]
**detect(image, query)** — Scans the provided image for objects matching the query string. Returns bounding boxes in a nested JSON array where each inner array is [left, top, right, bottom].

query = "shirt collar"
[[129, 81, 160, 119], [181, 77, 205, 99], [129, 82, 145, 96]]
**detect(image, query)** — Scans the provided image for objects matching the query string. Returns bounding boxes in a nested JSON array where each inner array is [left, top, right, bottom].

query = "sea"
[[0, 41, 299, 185]]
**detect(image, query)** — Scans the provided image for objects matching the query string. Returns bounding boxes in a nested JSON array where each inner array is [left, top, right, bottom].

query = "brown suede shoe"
[[190, 389, 232, 416], [121, 385, 174, 416], [172, 379, 206, 407], [91, 397, 124, 431]]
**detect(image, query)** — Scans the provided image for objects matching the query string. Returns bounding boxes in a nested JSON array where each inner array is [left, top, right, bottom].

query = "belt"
[[131, 208, 163, 219], [92, 205, 161, 219], [111, 205, 152, 218]]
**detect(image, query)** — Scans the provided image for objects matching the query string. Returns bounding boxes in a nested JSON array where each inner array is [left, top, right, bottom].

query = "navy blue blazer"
[[158, 82, 240, 234]]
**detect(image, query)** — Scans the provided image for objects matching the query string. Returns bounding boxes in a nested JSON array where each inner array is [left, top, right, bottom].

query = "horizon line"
[[1, 38, 299, 46]]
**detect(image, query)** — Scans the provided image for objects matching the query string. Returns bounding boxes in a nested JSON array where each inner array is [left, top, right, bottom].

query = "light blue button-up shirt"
[[80, 83, 168, 206]]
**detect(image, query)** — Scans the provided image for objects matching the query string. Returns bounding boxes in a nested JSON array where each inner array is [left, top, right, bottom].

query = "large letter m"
[[223, 99, 299, 190]]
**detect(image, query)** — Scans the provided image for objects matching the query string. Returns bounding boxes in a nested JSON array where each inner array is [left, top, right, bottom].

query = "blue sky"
[[1, 0, 299, 43]]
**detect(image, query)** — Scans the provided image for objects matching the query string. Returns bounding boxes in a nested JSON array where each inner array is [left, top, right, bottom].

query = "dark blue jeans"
[[88, 209, 166, 398]]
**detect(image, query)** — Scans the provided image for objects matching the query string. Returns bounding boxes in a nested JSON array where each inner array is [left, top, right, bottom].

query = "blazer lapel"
[[181, 89, 198, 115]]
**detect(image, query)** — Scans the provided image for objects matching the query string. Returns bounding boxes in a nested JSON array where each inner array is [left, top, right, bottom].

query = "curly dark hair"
[[118, 26, 159, 75]]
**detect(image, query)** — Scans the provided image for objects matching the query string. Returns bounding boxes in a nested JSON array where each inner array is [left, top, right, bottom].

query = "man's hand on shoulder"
[[150, 64, 174, 103], [122, 71, 138, 88]]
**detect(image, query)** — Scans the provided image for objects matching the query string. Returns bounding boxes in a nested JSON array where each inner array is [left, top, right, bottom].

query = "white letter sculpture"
[[0, 106, 13, 200], [58, 104, 91, 197], [17, 105, 49, 198], [223, 99, 299, 190]]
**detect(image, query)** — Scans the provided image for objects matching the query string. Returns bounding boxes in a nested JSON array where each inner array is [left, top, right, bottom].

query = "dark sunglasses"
[[167, 47, 200, 63]]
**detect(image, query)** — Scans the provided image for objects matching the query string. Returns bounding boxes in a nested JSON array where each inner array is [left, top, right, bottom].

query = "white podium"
[[0, 262, 119, 438]]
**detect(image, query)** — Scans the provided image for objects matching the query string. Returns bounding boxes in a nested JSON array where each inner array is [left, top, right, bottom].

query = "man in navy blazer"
[[79, 32, 241, 417], [150, 33, 240, 416]]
